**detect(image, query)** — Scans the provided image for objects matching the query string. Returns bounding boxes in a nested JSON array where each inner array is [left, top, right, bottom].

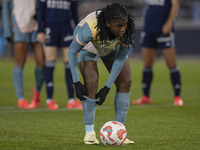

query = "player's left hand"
[[96, 86, 110, 105]]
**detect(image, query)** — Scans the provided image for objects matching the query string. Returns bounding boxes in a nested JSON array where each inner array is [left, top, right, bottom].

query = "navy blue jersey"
[[37, 0, 79, 33], [144, 0, 172, 33]]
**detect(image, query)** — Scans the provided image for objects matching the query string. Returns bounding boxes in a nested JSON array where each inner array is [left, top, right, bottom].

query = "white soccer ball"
[[100, 121, 127, 145]]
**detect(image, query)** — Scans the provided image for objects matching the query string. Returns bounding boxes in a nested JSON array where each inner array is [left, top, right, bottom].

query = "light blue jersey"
[[68, 11, 132, 88]]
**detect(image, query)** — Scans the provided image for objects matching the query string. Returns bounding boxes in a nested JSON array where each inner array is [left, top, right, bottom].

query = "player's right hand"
[[37, 33, 46, 43], [74, 81, 88, 101], [6, 37, 13, 44]]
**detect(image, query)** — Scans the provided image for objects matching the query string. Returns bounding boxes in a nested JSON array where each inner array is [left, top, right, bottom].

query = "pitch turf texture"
[[0, 57, 199, 150]]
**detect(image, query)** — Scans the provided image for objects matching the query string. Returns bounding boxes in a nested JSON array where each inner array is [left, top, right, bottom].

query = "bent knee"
[[115, 78, 132, 92], [36, 60, 45, 67]]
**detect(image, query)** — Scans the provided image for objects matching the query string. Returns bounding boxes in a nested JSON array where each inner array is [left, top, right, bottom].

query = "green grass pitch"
[[0, 57, 200, 150]]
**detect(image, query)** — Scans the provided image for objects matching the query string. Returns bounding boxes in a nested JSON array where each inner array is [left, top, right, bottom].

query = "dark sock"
[[170, 67, 181, 96], [142, 68, 153, 97], [45, 61, 55, 99]]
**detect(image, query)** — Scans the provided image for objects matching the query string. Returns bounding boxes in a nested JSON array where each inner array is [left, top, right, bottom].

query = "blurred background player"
[[2, 0, 45, 109], [37, 0, 82, 110], [132, 0, 183, 106], [68, 3, 136, 144]]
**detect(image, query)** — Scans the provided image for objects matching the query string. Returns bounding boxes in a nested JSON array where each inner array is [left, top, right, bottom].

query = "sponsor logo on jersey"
[[146, 0, 165, 6], [47, 0, 70, 10]]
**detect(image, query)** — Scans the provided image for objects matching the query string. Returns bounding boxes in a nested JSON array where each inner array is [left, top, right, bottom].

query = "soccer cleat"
[[18, 99, 32, 109], [174, 96, 183, 106], [67, 99, 83, 110], [84, 132, 99, 145], [132, 95, 152, 105], [123, 138, 134, 144], [47, 100, 59, 110], [29, 87, 40, 109]]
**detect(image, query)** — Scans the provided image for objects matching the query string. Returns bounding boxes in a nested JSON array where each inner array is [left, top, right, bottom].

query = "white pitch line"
[[0, 103, 200, 114], [0, 106, 114, 114]]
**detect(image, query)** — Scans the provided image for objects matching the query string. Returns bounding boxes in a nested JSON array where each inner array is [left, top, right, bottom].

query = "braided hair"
[[96, 3, 136, 45]]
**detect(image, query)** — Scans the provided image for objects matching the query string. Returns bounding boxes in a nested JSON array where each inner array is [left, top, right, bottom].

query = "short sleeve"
[[76, 23, 93, 46]]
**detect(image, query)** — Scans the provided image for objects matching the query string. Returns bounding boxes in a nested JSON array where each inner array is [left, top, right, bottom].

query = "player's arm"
[[37, 0, 46, 43], [37, 0, 46, 33], [162, 0, 179, 34], [106, 45, 130, 88], [96, 45, 131, 105], [70, 0, 79, 25], [68, 23, 93, 100], [68, 23, 92, 83], [2, 0, 12, 42]]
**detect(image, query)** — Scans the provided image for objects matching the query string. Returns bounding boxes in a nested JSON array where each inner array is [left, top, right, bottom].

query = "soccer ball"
[[100, 121, 127, 145]]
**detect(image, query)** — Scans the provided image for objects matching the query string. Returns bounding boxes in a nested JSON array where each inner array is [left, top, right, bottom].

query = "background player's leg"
[[44, 46, 58, 109], [132, 47, 156, 105], [62, 48, 82, 109], [32, 42, 45, 92], [30, 42, 45, 108], [162, 47, 183, 106], [142, 48, 156, 98], [13, 42, 30, 109]]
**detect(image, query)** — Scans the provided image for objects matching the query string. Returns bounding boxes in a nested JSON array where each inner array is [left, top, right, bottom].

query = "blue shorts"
[[45, 22, 73, 47], [141, 32, 175, 49], [78, 50, 98, 62], [12, 17, 37, 43], [78, 46, 121, 62]]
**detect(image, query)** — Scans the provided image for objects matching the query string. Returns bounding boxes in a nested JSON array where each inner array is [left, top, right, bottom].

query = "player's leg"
[[30, 42, 45, 108], [78, 50, 99, 144], [142, 47, 156, 98], [13, 42, 30, 109], [79, 60, 99, 144], [132, 47, 156, 105], [103, 58, 134, 144], [62, 47, 82, 109], [12, 16, 32, 109], [60, 22, 82, 109], [44, 46, 58, 109], [159, 32, 183, 106], [132, 32, 157, 105], [41, 24, 60, 109], [103, 58, 131, 124], [162, 47, 183, 106]]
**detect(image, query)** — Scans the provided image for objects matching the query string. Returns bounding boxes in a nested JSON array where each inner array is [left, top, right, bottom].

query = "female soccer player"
[[37, 0, 81, 109], [132, 0, 183, 106], [68, 3, 136, 144], [2, 0, 45, 109]]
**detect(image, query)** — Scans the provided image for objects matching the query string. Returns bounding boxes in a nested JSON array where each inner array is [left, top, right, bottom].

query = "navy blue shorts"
[[45, 22, 73, 47], [141, 32, 175, 49]]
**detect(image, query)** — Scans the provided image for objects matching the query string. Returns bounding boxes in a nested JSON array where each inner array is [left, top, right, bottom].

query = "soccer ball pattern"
[[100, 121, 127, 145]]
